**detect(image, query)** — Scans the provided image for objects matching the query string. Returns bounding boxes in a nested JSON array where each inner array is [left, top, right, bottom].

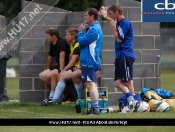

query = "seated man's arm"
[[63, 47, 80, 71], [59, 51, 66, 70], [46, 55, 53, 69]]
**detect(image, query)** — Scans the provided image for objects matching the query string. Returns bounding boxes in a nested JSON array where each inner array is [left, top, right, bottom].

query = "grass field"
[[2, 69, 175, 131]]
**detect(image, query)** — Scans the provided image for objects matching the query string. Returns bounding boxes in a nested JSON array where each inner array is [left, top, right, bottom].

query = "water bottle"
[[80, 99, 85, 114], [103, 98, 108, 108], [98, 98, 103, 108], [100, 109, 109, 114], [99, 91, 105, 96]]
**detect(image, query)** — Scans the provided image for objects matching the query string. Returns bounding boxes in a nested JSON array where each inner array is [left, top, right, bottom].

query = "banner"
[[142, 0, 175, 22]]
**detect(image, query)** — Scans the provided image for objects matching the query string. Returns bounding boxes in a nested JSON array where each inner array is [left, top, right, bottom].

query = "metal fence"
[[160, 28, 175, 69]]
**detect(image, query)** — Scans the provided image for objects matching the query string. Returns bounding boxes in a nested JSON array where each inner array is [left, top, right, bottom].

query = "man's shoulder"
[[57, 37, 67, 43]]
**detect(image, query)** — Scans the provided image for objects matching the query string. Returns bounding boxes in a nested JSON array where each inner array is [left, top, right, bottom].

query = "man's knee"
[[123, 81, 133, 88]]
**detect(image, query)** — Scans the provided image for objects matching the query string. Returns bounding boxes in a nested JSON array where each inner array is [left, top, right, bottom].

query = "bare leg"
[[39, 69, 52, 84], [123, 80, 135, 95], [114, 79, 130, 94], [72, 69, 82, 84], [86, 81, 99, 101], [96, 70, 101, 87], [50, 70, 60, 91]]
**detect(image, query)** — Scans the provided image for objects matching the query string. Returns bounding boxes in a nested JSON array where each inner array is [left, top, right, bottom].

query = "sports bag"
[[118, 93, 142, 112], [141, 90, 163, 111], [75, 98, 85, 114], [162, 99, 175, 111]]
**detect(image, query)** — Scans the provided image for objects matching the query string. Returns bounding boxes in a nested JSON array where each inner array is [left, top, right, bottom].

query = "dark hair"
[[108, 4, 123, 15], [45, 28, 59, 38], [65, 28, 78, 39], [85, 8, 98, 20]]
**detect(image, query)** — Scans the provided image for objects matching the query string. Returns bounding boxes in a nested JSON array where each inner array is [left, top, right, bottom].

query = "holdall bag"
[[118, 93, 142, 112], [75, 98, 85, 114], [142, 90, 163, 111], [162, 99, 175, 111]]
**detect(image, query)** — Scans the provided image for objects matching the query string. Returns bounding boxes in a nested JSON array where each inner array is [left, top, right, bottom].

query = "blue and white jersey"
[[78, 21, 103, 71], [115, 18, 135, 59]]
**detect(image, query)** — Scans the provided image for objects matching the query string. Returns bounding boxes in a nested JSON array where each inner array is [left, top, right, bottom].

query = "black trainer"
[[86, 108, 100, 115], [41, 99, 49, 106], [41, 99, 60, 106]]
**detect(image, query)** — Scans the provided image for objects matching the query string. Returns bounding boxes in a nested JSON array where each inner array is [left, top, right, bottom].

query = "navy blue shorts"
[[81, 66, 97, 83], [114, 57, 135, 82]]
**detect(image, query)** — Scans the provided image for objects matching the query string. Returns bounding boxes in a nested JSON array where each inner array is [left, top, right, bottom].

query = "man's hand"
[[79, 23, 85, 31], [99, 6, 107, 18], [110, 19, 117, 28]]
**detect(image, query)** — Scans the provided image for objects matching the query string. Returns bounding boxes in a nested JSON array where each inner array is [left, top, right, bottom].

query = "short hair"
[[85, 8, 98, 20], [108, 4, 123, 15], [65, 28, 78, 39], [45, 28, 59, 38]]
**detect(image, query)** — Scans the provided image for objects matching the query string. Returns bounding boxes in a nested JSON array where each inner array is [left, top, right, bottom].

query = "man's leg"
[[49, 69, 60, 100], [72, 69, 84, 99], [39, 69, 52, 84], [123, 80, 135, 95], [96, 69, 101, 87], [86, 81, 99, 113], [52, 70, 73, 101]]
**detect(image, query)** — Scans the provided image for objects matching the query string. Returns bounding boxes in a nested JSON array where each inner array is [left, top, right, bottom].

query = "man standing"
[[77, 8, 103, 115], [99, 4, 138, 112], [39, 28, 70, 100]]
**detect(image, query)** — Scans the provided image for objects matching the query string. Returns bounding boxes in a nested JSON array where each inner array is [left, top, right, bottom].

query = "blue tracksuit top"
[[115, 18, 135, 59], [78, 21, 103, 71]]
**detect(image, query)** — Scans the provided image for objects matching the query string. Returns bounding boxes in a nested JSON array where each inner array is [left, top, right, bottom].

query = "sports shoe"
[[86, 107, 100, 115], [120, 106, 130, 113], [41, 99, 49, 106], [129, 100, 140, 112], [41, 99, 60, 106]]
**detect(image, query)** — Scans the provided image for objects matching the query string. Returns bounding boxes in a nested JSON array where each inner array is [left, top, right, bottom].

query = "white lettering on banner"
[[154, 0, 175, 10]]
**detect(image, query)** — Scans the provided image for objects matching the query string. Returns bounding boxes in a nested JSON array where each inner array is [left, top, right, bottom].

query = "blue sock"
[[52, 82, 65, 101], [126, 92, 134, 103], [49, 91, 54, 99], [74, 82, 84, 99], [92, 100, 99, 112]]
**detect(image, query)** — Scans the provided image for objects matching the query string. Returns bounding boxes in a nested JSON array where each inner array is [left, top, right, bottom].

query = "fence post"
[[156, 55, 161, 88]]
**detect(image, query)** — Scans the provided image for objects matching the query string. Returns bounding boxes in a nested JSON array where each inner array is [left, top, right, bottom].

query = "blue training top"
[[115, 18, 135, 59], [78, 21, 103, 71]]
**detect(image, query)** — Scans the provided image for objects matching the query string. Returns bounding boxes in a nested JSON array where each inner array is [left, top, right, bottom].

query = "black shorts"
[[50, 65, 59, 70], [114, 57, 135, 82]]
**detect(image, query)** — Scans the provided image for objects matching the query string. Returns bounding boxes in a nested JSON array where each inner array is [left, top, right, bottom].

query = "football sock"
[[92, 100, 99, 112], [49, 91, 54, 99], [52, 82, 65, 101], [126, 92, 134, 103], [74, 82, 84, 99]]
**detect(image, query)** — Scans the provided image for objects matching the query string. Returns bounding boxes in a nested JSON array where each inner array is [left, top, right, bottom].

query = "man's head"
[[84, 8, 98, 25], [45, 28, 59, 44], [108, 4, 123, 21], [65, 28, 78, 44]]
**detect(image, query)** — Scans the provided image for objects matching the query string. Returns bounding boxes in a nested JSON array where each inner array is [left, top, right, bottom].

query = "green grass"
[[161, 69, 175, 93], [0, 102, 175, 131], [6, 75, 19, 100], [2, 69, 175, 131]]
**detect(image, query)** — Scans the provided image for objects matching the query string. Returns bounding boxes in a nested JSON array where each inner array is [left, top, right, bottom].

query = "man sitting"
[[41, 28, 80, 105], [39, 28, 70, 100]]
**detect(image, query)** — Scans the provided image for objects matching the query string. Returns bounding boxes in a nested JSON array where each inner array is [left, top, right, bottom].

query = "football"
[[155, 101, 170, 112], [136, 101, 150, 112]]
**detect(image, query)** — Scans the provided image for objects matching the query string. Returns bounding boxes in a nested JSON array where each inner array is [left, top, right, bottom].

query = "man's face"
[[46, 34, 55, 43], [108, 10, 118, 21], [65, 32, 74, 43], [84, 11, 92, 24]]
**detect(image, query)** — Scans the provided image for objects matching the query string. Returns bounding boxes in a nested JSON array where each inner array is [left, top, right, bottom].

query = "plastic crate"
[[85, 87, 108, 99]]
